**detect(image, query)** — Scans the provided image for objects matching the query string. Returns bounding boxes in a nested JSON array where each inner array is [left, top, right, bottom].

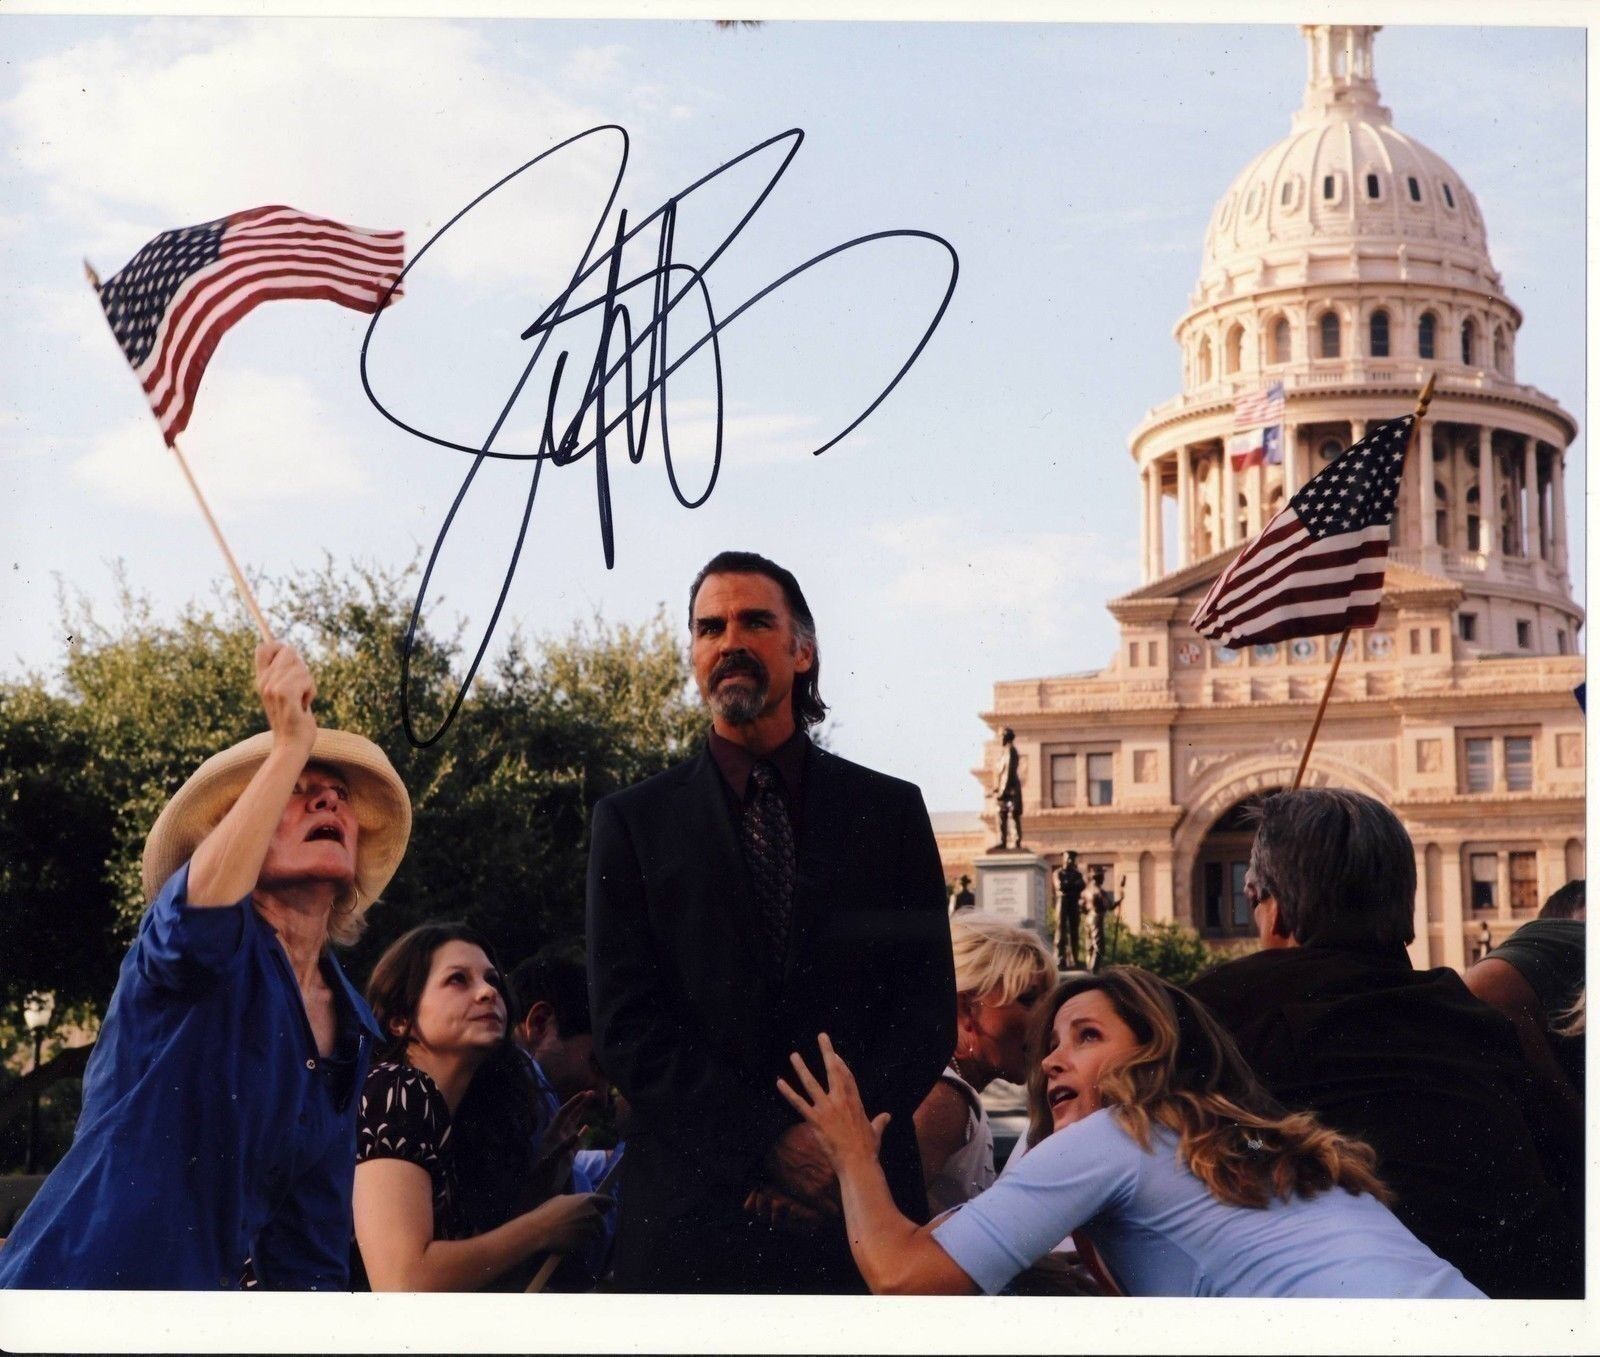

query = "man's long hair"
[[688, 550, 828, 729]]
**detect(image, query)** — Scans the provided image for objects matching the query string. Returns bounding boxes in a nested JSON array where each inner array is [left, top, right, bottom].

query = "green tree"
[[0, 560, 703, 1159], [1099, 918, 1241, 987]]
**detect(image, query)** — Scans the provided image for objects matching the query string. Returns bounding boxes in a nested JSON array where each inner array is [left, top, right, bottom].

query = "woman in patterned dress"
[[353, 922, 609, 1290]]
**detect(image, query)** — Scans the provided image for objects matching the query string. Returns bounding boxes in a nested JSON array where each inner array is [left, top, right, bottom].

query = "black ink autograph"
[[360, 126, 958, 746]]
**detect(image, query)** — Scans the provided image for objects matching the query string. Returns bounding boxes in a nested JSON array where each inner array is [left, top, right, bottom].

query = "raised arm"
[[187, 642, 317, 907], [779, 1036, 976, 1295]]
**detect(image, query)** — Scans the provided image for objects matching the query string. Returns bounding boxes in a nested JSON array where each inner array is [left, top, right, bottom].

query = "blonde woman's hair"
[[1553, 987, 1586, 1038], [1024, 966, 1392, 1210], [951, 913, 1055, 1004]]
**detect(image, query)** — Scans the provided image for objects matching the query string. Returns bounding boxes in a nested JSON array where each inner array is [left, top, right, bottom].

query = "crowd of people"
[[0, 551, 1584, 1298]]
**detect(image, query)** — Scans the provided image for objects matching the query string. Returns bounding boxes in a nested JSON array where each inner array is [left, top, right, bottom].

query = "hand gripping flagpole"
[[1290, 371, 1436, 791], [85, 260, 275, 644]]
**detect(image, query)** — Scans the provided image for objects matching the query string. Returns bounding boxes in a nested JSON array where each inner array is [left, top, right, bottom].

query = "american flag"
[[94, 205, 405, 445], [1233, 380, 1285, 430], [1191, 415, 1415, 646]]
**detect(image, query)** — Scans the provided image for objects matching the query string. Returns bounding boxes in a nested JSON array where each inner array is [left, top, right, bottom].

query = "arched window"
[[1369, 310, 1390, 358], [1224, 324, 1244, 375], [1418, 312, 1437, 360], [1236, 492, 1249, 541], [1319, 437, 1342, 463], [1465, 485, 1481, 552], [1461, 319, 1476, 366], [1197, 336, 1213, 385], [1319, 311, 1341, 359], [1492, 326, 1508, 374], [1272, 316, 1291, 365]]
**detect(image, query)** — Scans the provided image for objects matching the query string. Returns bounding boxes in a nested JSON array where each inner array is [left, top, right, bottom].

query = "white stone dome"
[[1202, 26, 1492, 280]]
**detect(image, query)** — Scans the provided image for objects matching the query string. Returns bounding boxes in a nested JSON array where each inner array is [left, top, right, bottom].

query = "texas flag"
[[1228, 423, 1282, 471]]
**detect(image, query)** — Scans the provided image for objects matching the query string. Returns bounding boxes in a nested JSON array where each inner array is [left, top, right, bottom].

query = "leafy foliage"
[[1099, 918, 1242, 987], [0, 561, 703, 1023]]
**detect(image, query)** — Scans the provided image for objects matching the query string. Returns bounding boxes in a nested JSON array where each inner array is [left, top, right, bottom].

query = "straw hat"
[[141, 729, 412, 906]]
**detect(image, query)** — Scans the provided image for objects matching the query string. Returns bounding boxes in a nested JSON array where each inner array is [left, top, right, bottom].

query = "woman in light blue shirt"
[[779, 967, 1483, 1298]]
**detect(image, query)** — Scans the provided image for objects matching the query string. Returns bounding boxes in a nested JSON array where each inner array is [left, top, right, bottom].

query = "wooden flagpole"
[[1290, 371, 1436, 791], [85, 259, 274, 643]]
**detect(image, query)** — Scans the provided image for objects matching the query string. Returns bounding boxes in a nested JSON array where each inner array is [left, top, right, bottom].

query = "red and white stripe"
[[1190, 505, 1392, 647], [137, 206, 405, 444], [1233, 386, 1284, 430]]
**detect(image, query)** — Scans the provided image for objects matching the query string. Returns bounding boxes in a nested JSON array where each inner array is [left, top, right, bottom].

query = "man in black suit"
[[587, 551, 954, 1292]]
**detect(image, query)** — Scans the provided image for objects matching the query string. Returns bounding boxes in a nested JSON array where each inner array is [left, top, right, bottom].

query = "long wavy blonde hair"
[[1024, 966, 1392, 1210]]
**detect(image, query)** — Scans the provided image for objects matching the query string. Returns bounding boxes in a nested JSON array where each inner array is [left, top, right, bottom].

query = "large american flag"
[[94, 205, 405, 445], [1191, 415, 1415, 646]]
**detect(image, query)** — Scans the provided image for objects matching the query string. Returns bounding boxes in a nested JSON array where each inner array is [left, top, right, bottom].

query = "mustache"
[[711, 653, 768, 686]]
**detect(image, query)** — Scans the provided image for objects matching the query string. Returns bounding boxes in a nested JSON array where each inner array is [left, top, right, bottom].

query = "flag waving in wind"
[[1191, 415, 1415, 647], [92, 205, 405, 445]]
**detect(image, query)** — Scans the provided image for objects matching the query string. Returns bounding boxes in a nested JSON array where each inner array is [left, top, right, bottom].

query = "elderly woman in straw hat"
[[0, 642, 409, 1290]]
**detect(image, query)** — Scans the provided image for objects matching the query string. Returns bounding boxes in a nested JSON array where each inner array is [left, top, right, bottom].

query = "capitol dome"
[[1129, 23, 1580, 660], [1202, 26, 1491, 280]]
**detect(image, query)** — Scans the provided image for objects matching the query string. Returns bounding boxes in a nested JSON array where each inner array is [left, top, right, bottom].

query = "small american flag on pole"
[[1191, 415, 1414, 647], [93, 205, 405, 445], [1232, 380, 1285, 430]]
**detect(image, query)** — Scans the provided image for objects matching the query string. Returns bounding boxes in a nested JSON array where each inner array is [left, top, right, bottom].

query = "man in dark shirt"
[[1188, 788, 1581, 1299], [587, 551, 953, 1292]]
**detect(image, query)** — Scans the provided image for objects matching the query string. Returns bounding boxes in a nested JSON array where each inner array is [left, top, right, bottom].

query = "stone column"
[[1408, 844, 1431, 970], [1440, 848, 1466, 972], [1247, 461, 1264, 536], [1282, 421, 1299, 496], [1524, 436, 1543, 561], [1496, 851, 1513, 925], [1152, 458, 1166, 578], [1221, 440, 1238, 546], [1177, 445, 1193, 567], [1419, 420, 1438, 547], [1552, 449, 1568, 575], [1139, 466, 1151, 581], [1478, 426, 1499, 559]]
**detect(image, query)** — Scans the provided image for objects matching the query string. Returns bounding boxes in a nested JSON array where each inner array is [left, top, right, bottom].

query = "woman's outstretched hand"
[[777, 1034, 890, 1172]]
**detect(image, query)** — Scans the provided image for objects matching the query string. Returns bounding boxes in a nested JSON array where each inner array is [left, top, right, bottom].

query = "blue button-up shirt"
[[0, 862, 379, 1290]]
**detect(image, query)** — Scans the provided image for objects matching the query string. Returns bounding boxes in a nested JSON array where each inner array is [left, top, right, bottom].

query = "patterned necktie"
[[741, 760, 797, 973]]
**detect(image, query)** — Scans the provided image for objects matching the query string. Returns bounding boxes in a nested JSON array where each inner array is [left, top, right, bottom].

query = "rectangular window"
[[1407, 176, 1422, 202], [1429, 628, 1441, 655], [1050, 754, 1076, 808], [1087, 753, 1114, 807], [1516, 620, 1532, 649], [1129, 642, 1140, 667], [1365, 172, 1380, 199], [1459, 614, 1477, 642], [1230, 862, 1250, 928], [1203, 862, 1223, 930], [1146, 640, 1158, 666], [1466, 514, 1481, 552], [1556, 630, 1569, 654], [1465, 738, 1493, 793], [1510, 852, 1539, 911], [1409, 629, 1421, 656], [1322, 174, 1335, 200], [1470, 853, 1498, 910], [1504, 736, 1533, 792]]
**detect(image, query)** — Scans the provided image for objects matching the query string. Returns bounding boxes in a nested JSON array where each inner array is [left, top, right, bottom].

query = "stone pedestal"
[[974, 852, 1051, 939]]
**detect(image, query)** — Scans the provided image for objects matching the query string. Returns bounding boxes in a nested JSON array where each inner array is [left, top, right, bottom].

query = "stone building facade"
[[938, 25, 1585, 972]]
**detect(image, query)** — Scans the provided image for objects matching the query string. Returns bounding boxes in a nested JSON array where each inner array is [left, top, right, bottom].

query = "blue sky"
[[0, 17, 1585, 810]]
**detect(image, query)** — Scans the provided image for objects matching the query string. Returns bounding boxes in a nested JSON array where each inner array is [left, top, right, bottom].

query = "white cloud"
[[4, 20, 623, 296], [71, 367, 364, 515], [871, 512, 1138, 639], [562, 44, 626, 88]]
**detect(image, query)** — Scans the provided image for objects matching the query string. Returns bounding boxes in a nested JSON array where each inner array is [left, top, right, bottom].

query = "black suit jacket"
[[586, 739, 954, 1293], [1189, 945, 1582, 1299]]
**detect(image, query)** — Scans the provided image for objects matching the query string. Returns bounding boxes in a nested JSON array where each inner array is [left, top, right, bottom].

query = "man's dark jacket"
[[587, 740, 954, 1292], [1189, 944, 1581, 1299]]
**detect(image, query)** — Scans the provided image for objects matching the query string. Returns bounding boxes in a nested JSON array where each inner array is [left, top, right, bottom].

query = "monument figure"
[[1055, 851, 1085, 968], [1084, 866, 1124, 973], [950, 874, 976, 914], [990, 727, 1024, 850]]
